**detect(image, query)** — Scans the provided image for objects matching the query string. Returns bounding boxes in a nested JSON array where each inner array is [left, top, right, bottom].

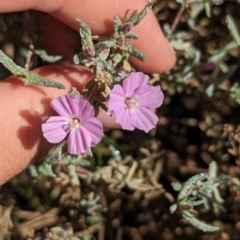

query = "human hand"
[[0, 0, 176, 184]]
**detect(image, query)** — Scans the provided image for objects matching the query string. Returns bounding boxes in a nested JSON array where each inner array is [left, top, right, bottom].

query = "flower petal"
[[82, 118, 103, 146], [134, 85, 164, 108], [68, 128, 91, 155], [67, 95, 84, 116], [50, 95, 95, 120], [42, 116, 69, 143], [131, 107, 158, 133], [114, 105, 135, 131], [50, 95, 75, 117], [79, 99, 95, 121], [107, 85, 125, 112], [122, 72, 149, 96]]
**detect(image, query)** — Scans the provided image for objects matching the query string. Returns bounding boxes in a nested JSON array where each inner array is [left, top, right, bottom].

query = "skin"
[[0, 0, 176, 185]]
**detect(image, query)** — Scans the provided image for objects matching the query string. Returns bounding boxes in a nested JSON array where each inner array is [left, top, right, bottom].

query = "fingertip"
[[50, 0, 176, 73]]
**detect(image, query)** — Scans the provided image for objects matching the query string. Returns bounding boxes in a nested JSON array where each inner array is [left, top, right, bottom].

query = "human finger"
[[0, 63, 118, 185], [1, 0, 176, 73]]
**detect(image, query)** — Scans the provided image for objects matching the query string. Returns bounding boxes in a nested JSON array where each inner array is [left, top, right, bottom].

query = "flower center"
[[125, 97, 139, 109], [69, 118, 81, 130]]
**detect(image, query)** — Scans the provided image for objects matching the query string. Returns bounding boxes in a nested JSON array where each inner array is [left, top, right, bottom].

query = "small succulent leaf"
[[94, 57, 115, 75], [113, 15, 122, 32], [124, 43, 146, 61], [171, 182, 182, 191], [124, 9, 131, 22], [208, 160, 218, 179], [73, 52, 87, 64], [94, 39, 117, 54], [124, 4, 152, 26], [77, 18, 94, 50], [0, 50, 65, 89], [230, 83, 240, 104], [190, 200, 204, 206], [178, 173, 207, 200], [170, 204, 177, 213], [69, 87, 81, 96], [131, 3, 153, 26], [35, 49, 63, 63], [226, 14, 240, 45], [28, 165, 38, 177], [25, 72, 65, 89], [125, 32, 138, 39], [38, 161, 56, 177], [183, 212, 219, 232], [204, 2, 211, 18]]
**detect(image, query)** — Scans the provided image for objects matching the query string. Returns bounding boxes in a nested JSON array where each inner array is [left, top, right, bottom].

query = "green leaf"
[[113, 15, 122, 32], [226, 14, 240, 45], [124, 9, 131, 22], [73, 52, 86, 64], [230, 83, 240, 104], [125, 32, 138, 39], [94, 57, 115, 75], [69, 87, 81, 96], [189, 200, 204, 206], [38, 161, 56, 177], [0, 50, 65, 89], [35, 49, 62, 63], [24, 72, 65, 88], [171, 182, 182, 191], [131, 3, 153, 26], [94, 39, 117, 54], [28, 165, 38, 177], [205, 83, 216, 97], [170, 204, 178, 213], [178, 173, 207, 200], [86, 216, 104, 224], [124, 43, 146, 61], [183, 211, 219, 232], [204, 2, 211, 18], [77, 18, 94, 50]]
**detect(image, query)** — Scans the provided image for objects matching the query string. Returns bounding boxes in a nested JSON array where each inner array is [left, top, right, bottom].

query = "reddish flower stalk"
[[170, 6, 185, 35], [88, 82, 100, 104]]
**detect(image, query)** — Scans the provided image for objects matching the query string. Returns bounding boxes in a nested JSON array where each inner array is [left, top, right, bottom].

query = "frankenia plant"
[[107, 72, 164, 132], [170, 173, 219, 232], [41, 4, 165, 156]]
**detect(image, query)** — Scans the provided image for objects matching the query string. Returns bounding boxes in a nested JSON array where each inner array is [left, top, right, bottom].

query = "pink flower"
[[42, 95, 103, 155], [107, 72, 164, 132]]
